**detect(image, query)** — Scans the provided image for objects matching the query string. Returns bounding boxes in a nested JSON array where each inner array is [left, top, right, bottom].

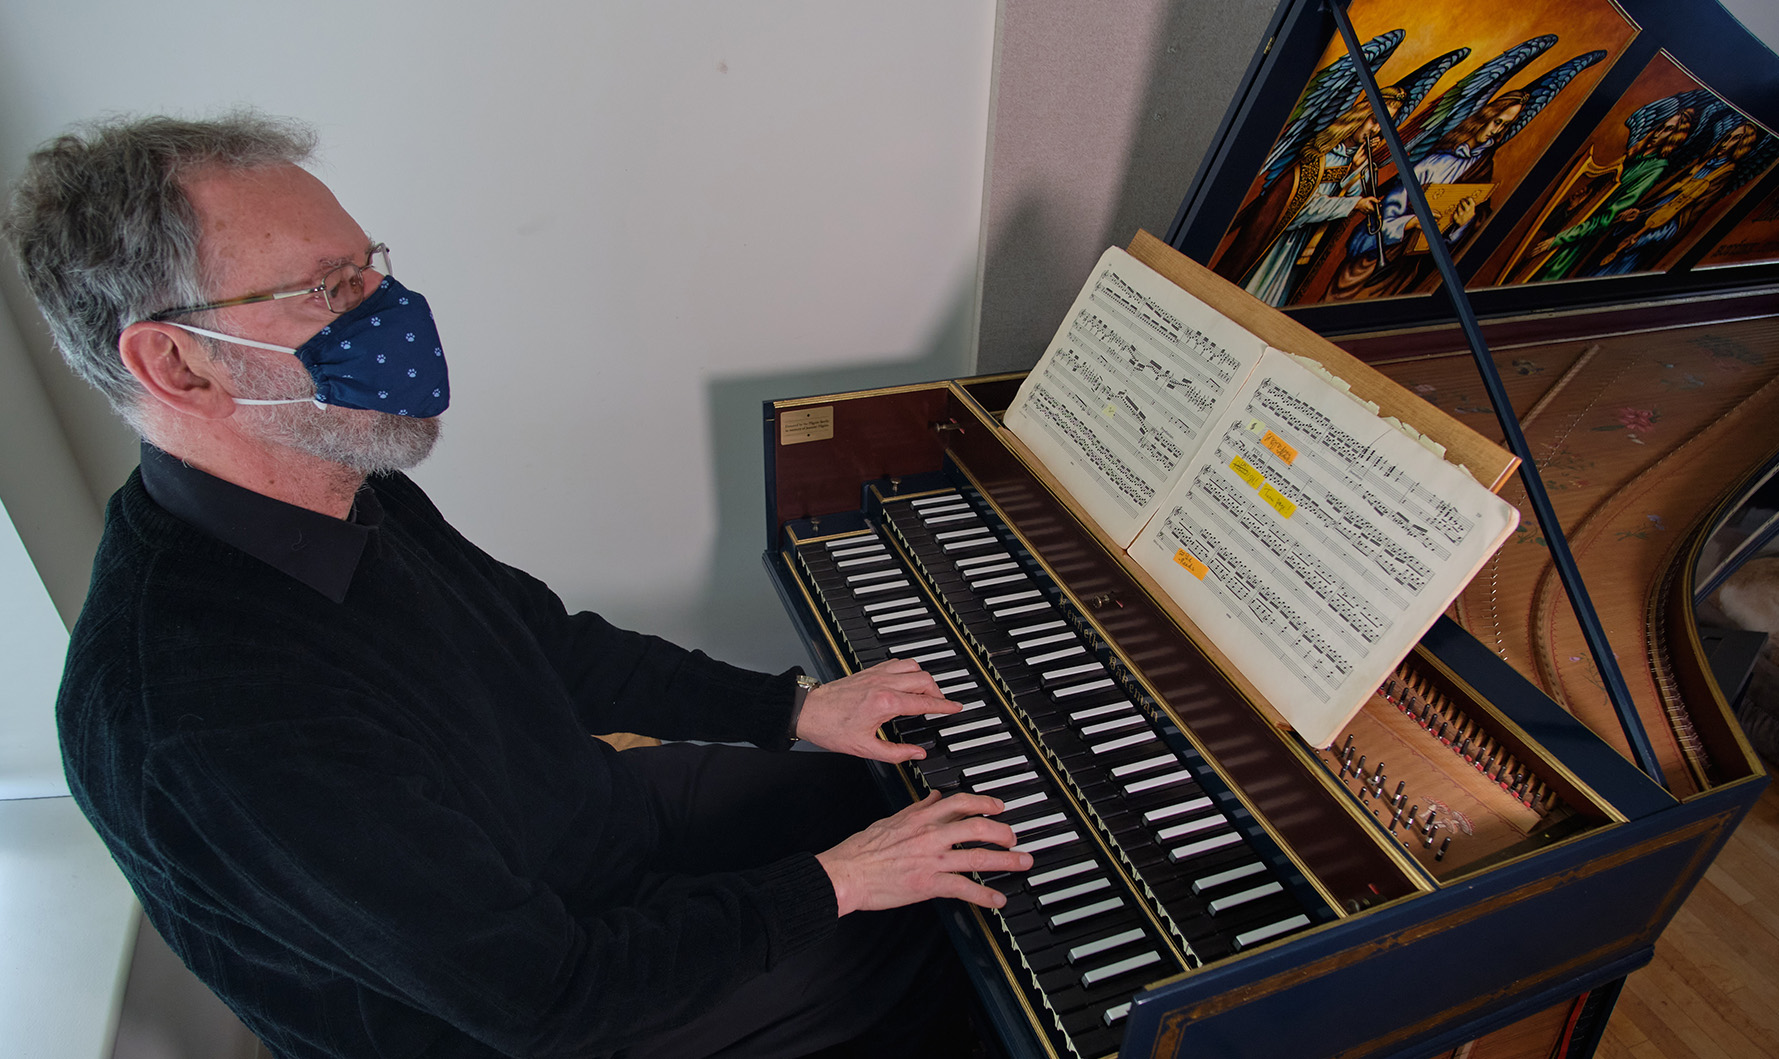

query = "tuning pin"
[[1436, 836, 1452, 862]]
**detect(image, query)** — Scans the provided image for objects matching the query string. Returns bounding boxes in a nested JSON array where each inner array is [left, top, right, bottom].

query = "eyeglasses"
[[149, 243, 392, 321]]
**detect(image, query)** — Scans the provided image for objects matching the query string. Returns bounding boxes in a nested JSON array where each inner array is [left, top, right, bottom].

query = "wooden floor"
[[1595, 772, 1779, 1059]]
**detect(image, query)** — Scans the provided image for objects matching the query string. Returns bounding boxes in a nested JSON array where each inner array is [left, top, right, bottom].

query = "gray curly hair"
[[3, 111, 316, 430]]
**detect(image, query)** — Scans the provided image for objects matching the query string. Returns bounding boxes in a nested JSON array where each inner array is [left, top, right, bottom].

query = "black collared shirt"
[[138, 443, 379, 603]]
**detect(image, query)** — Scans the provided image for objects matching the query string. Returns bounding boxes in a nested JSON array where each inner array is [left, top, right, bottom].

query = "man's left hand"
[[795, 658, 959, 763]]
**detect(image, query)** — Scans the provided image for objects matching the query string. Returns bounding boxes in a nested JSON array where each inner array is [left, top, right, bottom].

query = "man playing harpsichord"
[[5, 112, 1028, 1059]]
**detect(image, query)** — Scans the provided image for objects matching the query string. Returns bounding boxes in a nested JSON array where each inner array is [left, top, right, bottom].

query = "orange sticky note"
[[1261, 430, 1298, 465], [1173, 549, 1209, 580]]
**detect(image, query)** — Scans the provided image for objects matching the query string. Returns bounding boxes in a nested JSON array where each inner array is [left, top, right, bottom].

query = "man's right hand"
[[816, 792, 1032, 915]]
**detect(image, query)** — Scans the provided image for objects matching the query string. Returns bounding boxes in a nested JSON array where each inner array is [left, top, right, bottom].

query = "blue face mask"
[[169, 276, 450, 418]]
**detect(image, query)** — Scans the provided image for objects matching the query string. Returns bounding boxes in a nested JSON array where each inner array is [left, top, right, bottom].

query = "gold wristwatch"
[[789, 674, 820, 744]]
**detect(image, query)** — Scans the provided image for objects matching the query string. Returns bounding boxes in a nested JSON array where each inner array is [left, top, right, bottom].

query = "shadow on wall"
[[683, 278, 978, 672], [977, 0, 1277, 376]]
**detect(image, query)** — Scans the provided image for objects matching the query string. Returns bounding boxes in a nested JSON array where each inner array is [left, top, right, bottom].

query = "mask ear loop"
[[162, 321, 324, 407]]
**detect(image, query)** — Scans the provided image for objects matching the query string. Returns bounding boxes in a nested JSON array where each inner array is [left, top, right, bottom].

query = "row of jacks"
[[1380, 671, 1558, 812]]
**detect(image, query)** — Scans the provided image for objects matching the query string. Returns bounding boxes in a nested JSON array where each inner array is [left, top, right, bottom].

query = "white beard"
[[217, 342, 442, 474]]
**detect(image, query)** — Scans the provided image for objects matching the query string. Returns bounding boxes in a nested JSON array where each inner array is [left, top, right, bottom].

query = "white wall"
[[0, 492, 68, 799], [0, 0, 998, 673]]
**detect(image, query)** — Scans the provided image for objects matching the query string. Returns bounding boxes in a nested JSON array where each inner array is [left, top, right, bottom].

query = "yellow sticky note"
[[1260, 484, 1296, 519], [1173, 549, 1209, 580], [1229, 456, 1264, 490], [1261, 430, 1298, 465]]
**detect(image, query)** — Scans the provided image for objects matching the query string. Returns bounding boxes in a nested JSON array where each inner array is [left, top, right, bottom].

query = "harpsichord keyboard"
[[789, 482, 1320, 1059]]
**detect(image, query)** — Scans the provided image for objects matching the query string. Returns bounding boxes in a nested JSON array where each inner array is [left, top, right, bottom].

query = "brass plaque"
[[780, 406, 835, 445]]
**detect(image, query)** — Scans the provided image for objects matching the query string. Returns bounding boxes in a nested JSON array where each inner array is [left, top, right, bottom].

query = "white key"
[[937, 679, 978, 695], [1017, 631, 1077, 649], [1012, 829, 1079, 854], [1055, 677, 1117, 698], [962, 755, 1027, 778], [1069, 701, 1132, 723], [886, 636, 946, 654], [854, 579, 911, 595], [1089, 731, 1156, 756], [992, 601, 1051, 618], [826, 533, 880, 548], [937, 717, 1002, 739], [962, 561, 1020, 578], [1067, 928, 1145, 963], [1234, 914, 1311, 950], [1193, 862, 1268, 895], [1156, 815, 1226, 842], [1168, 832, 1244, 861], [1080, 950, 1162, 987], [877, 618, 935, 635], [909, 493, 962, 507], [949, 731, 1012, 752], [1026, 646, 1088, 665], [1102, 1003, 1132, 1026], [836, 554, 890, 568], [1042, 661, 1105, 681], [1079, 714, 1146, 737], [909, 649, 956, 664], [1208, 881, 1284, 915], [973, 770, 1038, 793], [923, 510, 976, 524], [924, 699, 983, 720], [927, 669, 970, 683], [846, 569, 902, 584], [1124, 768, 1194, 794], [1008, 812, 1067, 835], [1027, 859, 1096, 888], [1111, 754, 1176, 777], [869, 607, 926, 625], [829, 542, 886, 558], [1008, 619, 1068, 638], [862, 595, 920, 611], [1048, 897, 1123, 928], [985, 589, 1041, 607], [970, 573, 1027, 588], [933, 526, 990, 541], [1143, 797, 1213, 825], [1034, 877, 1111, 906], [944, 537, 1000, 552], [955, 552, 1014, 568], [1000, 791, 1048, 812]]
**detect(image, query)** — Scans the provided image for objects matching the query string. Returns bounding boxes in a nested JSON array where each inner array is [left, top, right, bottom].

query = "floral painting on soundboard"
[[1692, 178, 1779, 270], [1206, 0, 1637, 308], [1478, 51, 1779, 285]]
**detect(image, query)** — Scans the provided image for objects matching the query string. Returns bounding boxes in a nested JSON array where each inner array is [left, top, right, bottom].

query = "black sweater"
[[58, 467, 836, 1058]]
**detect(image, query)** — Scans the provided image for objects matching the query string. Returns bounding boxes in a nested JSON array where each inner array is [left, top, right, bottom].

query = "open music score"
[[1005, 255, 1265, 545], [1004, 248, 1519, 747]]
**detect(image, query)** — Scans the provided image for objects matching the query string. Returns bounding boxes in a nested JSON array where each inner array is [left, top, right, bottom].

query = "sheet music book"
[[1003, 246, 1518, 747]]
